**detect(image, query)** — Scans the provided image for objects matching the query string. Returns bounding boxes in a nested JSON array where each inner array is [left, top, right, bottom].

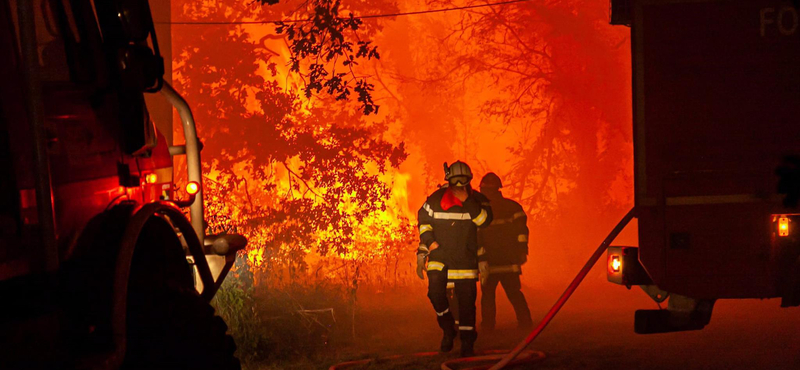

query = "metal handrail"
[[160, 82, 205, 243], [18, 0, 58, 272]]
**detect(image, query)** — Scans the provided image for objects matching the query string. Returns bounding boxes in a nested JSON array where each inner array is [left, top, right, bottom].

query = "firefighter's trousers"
[[446, 282, 459, 325], [481, 273, 532, 328], [427, 269, 477, 343]]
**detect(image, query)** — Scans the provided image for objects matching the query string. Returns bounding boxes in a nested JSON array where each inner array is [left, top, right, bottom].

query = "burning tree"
[[173, 0, 412, 281]]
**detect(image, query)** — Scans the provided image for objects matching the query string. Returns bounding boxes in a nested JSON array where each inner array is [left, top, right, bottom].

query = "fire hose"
[[330, 208, 635, 370]]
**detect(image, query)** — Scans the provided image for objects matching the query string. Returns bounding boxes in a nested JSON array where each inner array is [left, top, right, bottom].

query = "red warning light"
[[186, 181, 199, 195]]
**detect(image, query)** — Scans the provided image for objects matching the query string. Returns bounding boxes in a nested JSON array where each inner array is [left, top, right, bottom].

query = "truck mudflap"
[[635, 298, 715, 334], [772, 214, 800, 307], [780, 255, 800, 307]]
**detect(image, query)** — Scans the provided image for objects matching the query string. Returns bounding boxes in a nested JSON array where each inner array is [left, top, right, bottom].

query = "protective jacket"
[[477, 195, 528, 273], [417, 186, 493, 279]]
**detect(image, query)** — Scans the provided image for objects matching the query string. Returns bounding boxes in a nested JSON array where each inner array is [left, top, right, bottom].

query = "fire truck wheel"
[[121, 216, 241, 370]]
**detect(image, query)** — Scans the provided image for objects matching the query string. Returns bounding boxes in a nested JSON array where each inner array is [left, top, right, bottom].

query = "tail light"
[[779, 217, 790, 237], [772, 214, 799, 238], [609, 254, 622, 274], [607, 246, 652, 287]]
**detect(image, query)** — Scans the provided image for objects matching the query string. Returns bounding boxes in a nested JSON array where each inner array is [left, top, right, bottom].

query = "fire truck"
[[606, 0, 800, 333], [1, 1, 245, 368]]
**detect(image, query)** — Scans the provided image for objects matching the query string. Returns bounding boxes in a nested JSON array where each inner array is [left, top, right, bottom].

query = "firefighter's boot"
[[459, 330, 477, 357], [438, 312, 457, 353]]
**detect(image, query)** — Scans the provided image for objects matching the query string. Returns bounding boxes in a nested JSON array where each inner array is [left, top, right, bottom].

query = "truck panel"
[[633, 0, 800, 298]]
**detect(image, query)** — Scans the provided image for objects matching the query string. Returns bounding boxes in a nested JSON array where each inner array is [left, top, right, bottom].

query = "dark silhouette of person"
[[477, 173, 533, 330]]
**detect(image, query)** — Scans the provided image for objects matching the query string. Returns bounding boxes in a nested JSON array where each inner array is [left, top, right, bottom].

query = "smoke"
[[365, 0, 633, 297]]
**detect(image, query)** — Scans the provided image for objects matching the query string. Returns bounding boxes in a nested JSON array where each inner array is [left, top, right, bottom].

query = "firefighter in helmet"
[[477, 173, 533, 330], [416, 161, 493, 356]]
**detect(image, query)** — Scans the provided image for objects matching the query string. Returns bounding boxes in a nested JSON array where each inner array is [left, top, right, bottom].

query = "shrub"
[[213, 256, 356, 364]]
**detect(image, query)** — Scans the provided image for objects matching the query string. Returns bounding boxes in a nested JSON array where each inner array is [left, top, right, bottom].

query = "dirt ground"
[[248, 266, 800, 370]]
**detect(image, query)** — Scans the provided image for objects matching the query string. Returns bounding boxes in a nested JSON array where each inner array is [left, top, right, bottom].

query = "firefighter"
[[477, 172, 533, 331], [416, 161, 492, 357]]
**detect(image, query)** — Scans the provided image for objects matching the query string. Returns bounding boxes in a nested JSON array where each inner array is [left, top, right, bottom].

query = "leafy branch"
[[260, 0, 381, 115]]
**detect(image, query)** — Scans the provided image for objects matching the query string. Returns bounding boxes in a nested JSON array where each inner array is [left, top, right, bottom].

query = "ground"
[[247, 269, 800, 370]]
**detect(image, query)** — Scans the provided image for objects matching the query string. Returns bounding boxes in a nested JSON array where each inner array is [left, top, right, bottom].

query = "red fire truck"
[[1, 1, 244, 368], [606, 0, 800, 333]]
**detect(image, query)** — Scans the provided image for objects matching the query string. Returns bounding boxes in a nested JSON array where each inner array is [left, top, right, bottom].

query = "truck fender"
[[107, 201, 213, 368], [60, 201, 214, 368]]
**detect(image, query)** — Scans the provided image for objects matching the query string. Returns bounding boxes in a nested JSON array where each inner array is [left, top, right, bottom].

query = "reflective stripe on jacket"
[[417, 186, 493, 273]]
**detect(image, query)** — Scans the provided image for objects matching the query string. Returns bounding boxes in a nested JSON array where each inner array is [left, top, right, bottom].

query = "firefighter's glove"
[[479, 261, 489, 285], [416, 254, 427, 280]]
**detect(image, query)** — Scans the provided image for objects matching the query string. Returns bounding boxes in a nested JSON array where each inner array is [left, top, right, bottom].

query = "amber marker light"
[[186, 181, 200, 195], [609, 254, 621, 274], [779, 217, 790, 237], [145, 173, 158, 184]]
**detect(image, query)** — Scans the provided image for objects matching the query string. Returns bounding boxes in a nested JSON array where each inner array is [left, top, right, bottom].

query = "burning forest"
[[167, 0, 637, 366]]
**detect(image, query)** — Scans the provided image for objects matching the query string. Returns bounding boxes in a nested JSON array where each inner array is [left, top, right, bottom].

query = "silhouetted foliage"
[[258, 0, 382, 115]]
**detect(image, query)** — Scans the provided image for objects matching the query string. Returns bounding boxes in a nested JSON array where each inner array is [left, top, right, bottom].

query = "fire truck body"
[[608, 0, 800, 332], [1, 1, 243, 368]]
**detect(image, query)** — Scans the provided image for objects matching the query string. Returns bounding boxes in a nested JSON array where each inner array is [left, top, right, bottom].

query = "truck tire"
[[123, 287, 241, 370], [121, 216, 240, 370]]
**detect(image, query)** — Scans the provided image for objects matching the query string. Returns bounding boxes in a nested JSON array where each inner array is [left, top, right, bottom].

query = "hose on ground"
[[441, 349, 546, 370], [329, 349, 545, 370], [330, 352, 439, 369]]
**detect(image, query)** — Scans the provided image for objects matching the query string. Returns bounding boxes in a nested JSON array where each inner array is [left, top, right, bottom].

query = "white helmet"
[[444, 161, 473, 186]]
